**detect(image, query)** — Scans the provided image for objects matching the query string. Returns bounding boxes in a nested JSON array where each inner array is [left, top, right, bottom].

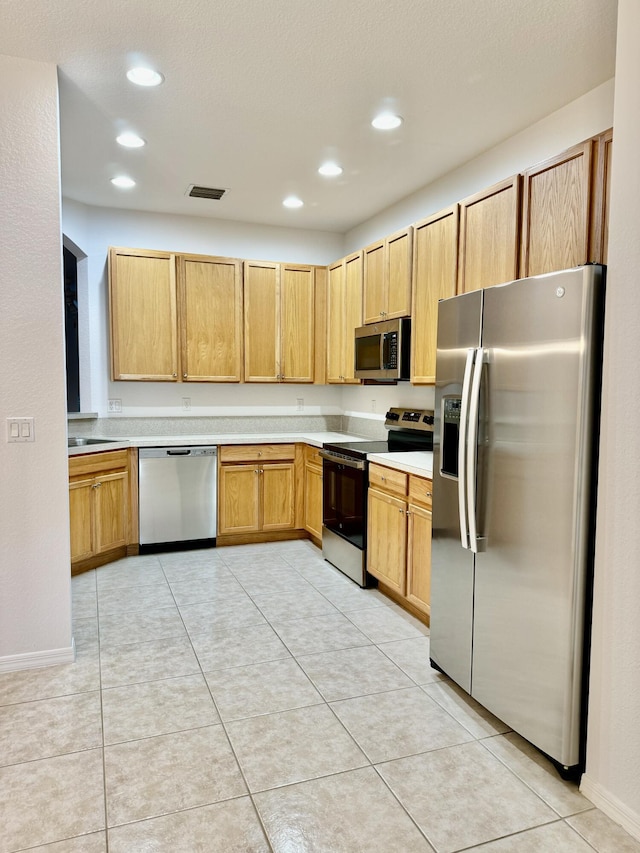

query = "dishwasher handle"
[[166, 449, 191, 455]]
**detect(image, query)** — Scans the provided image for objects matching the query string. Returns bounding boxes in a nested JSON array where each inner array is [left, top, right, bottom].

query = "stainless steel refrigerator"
[[430, 264, 605, 773]]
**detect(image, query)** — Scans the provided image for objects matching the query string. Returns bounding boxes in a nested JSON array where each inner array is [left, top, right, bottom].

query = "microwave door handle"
[[458, 348, 476, 549], [381, 332, 389, 369]]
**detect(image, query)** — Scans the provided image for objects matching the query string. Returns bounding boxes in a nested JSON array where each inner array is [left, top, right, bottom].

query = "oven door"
[[321, 454, 367, 550]]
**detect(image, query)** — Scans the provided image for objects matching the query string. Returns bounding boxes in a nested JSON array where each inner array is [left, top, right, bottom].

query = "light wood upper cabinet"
[[363, 228, 412, 323], [244, 261, 280, 382], [590, 128, 613, 265], [520, 140, 594, 278], [244, 261, 315, 383], [458, 176, 521, 294], [326, 252, 363, 383], [280, 264, 315, 383], [179, 255, 243, 382], [411, 205, 459, 385], [109, 248, 179, 381]]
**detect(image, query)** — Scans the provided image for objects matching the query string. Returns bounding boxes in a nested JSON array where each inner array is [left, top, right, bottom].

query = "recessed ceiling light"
[[283, 196, 303, 208], [126, 67, 164, 87], [116, 132, 146, 148], [318, 162, 343, 177], [371, 112, 403, 130], [111, 176, 136, 189]]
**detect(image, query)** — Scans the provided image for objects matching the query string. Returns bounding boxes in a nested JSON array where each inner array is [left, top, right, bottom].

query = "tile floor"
[[1, 540, 639, 852]]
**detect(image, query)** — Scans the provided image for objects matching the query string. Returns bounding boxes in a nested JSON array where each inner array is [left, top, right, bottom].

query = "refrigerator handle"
[[467, 346, 484, 554], [458, 348, 476, 549]]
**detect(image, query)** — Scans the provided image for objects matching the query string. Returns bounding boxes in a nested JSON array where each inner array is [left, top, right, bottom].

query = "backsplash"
[[67, 414, 356, 438]]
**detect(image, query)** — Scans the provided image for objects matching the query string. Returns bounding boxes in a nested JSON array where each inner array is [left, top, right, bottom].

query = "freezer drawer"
[[138, 446, 217, 545]]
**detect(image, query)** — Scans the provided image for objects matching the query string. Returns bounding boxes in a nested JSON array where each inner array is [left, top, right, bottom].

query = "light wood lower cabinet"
[[69, 449, 136, 574], [367, 487, 408, 595], [367, 463, 433, 623], [303, 445, 323, 543], [218, 444, 298, 538]]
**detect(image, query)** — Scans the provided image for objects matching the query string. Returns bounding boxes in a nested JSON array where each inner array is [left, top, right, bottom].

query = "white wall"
[[581, 0, 640, 838], [0, 56, 73, 669], [345, 79, 615, 252]]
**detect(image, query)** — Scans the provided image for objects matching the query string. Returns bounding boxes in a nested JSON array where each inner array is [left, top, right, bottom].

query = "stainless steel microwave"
[[354, 317, 411, 381]]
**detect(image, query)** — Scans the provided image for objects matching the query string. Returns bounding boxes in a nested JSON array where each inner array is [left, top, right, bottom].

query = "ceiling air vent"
[[187, 185, 226, 200]]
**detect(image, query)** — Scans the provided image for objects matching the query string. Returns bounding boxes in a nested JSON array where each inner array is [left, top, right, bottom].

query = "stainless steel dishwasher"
[[138, 446, 217, 548]]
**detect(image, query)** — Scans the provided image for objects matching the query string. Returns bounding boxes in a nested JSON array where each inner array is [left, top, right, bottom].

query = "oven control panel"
[[384, 407, 434, 432]]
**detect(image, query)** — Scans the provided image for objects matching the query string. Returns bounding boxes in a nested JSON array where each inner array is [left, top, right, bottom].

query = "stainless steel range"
[[320, 408, 434, 586]]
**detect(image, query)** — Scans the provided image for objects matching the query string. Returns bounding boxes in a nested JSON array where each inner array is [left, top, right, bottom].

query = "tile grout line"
[[160, 551, 277, 853]]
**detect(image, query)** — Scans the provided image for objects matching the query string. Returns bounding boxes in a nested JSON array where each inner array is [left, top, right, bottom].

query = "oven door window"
[[322, 459, 366, 549]]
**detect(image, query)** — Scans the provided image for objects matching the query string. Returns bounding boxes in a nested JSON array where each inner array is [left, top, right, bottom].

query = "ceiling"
[[0, 0, 617, 233]]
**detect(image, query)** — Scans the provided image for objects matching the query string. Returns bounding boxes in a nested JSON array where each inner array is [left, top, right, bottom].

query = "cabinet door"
[[363, 240, 386, 324], [342, 252, 363, 383], [281, 264, 314, 383], [94, 471, 128, 554], [386, 227, 413, 319], [69, 478, 94, 563], [244, 261, 279, 382], [367, 488, 407, 595], [304, 462, 323, 540], [411, 205, 459, 384], [406, 502, 432, 617], [109, 248, 179, 381], [180, 256, 243, 382], [218, 465, 261, 534], [590, 129, 613, 265], [520, 141, 594, 278], [261, 463, 296, 531], [458, 176, 520, 294], [326, 260, 345, 383]]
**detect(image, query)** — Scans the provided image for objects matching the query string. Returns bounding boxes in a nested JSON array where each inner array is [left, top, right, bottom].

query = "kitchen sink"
[[67, 437, 119, 447]]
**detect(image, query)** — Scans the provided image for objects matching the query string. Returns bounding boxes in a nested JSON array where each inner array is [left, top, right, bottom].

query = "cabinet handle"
[[406, 509, 410, 516], [426, 491, 432, 498], [183, 373, 188, 379], [258, 451, 262, 456], [399, 508, 404, 514], [172, 373, 177, 378]]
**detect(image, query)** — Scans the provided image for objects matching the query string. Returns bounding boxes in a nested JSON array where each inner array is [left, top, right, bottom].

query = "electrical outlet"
[[182, 397, 191, 411], [371, 399, 377, 413], [296, 397, 304, 412], [108, 399, 122, 413]]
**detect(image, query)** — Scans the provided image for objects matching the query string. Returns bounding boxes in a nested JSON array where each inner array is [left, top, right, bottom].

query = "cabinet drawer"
[[68, 449, 129, 477], [409, 475, 433, 508], [219, 444, 296, 463], [369, 463, 407, 496], [304, 444, 323, 468]]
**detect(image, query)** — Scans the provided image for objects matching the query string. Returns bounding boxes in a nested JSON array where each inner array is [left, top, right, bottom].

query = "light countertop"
[[67, 432, 367, 457], [68, 432, 434, 478], [367, 450, 433, 478]]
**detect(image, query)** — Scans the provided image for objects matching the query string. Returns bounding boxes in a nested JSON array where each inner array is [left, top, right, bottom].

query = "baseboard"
[[580, 773, 640, 841], [0, 638, 76, 673]]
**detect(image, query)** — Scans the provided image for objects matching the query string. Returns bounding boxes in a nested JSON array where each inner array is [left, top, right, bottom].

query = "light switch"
[[7, 417, 35, 443]]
